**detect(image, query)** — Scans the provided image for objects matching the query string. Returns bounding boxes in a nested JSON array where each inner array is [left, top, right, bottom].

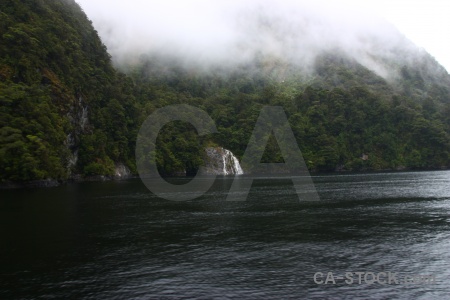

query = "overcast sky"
[[363, 0, 450, 73], [76, 0, 450, 73]]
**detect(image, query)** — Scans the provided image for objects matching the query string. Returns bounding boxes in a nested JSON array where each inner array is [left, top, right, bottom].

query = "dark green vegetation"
[[0, 0, 138, 181], [131, 55, 450, 173], [1, 0, 450, 182]]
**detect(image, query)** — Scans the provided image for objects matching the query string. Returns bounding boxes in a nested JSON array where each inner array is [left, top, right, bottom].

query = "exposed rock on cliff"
[[201, 147, 244, 175]]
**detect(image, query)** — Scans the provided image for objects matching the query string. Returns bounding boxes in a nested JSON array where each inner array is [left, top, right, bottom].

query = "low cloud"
[[77, 0, 423, 78]]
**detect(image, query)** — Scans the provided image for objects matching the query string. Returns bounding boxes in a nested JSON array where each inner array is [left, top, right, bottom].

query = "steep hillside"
[[0, 0, 138, 182], [1, 0, 450, 183], [117, 4, 450, 174], [127, 54, 450, 173]]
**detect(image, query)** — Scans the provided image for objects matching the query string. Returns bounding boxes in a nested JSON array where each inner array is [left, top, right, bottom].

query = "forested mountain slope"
[[1, 0, 450, 183], [128, 52, 450, 173], [0, 0, 138, 182]]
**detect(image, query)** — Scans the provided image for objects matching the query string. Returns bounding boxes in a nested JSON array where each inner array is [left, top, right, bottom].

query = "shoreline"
[[1, 166, 449, 190]]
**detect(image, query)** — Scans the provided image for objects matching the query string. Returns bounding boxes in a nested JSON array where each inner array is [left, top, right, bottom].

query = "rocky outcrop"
[[114, 163, 131, 179], [66, 95, 89, 175], [201, 147, 244, 175]]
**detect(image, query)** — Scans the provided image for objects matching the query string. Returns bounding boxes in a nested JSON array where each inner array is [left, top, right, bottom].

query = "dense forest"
[[0, 0, 138, 181], [131, 54, 450, 174], [1, 0, 450, 183]]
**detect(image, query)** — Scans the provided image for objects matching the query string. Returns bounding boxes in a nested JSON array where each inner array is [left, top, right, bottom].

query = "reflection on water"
[[1, 171, 450, 299]]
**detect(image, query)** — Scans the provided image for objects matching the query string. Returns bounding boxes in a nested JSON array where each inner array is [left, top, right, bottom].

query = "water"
[[1, 171, 450, 299], [225, 149, 243, 175]]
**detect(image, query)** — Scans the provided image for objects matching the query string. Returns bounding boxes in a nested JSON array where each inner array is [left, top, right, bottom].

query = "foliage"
[[129, 56, 450, 173], [1, 0, 450, 182], [0, 0, 137, 181]]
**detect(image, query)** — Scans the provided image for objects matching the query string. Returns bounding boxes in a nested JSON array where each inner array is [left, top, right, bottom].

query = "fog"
[[75, 0, 433, 78]]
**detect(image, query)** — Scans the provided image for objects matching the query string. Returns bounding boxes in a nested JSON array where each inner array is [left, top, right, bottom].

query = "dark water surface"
[[1, 171, 450, 299]]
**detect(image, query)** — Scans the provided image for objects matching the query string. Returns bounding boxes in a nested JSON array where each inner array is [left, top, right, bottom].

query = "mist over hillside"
[[77, 0, 450, 102], [75, 0, 450, 174], [1, 0, 450, 183]]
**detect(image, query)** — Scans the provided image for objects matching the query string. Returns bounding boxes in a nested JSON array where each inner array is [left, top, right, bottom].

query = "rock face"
[[114, 163, 131, 179], [201, 147, 244, 175], [66, 96, 89, 175]]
